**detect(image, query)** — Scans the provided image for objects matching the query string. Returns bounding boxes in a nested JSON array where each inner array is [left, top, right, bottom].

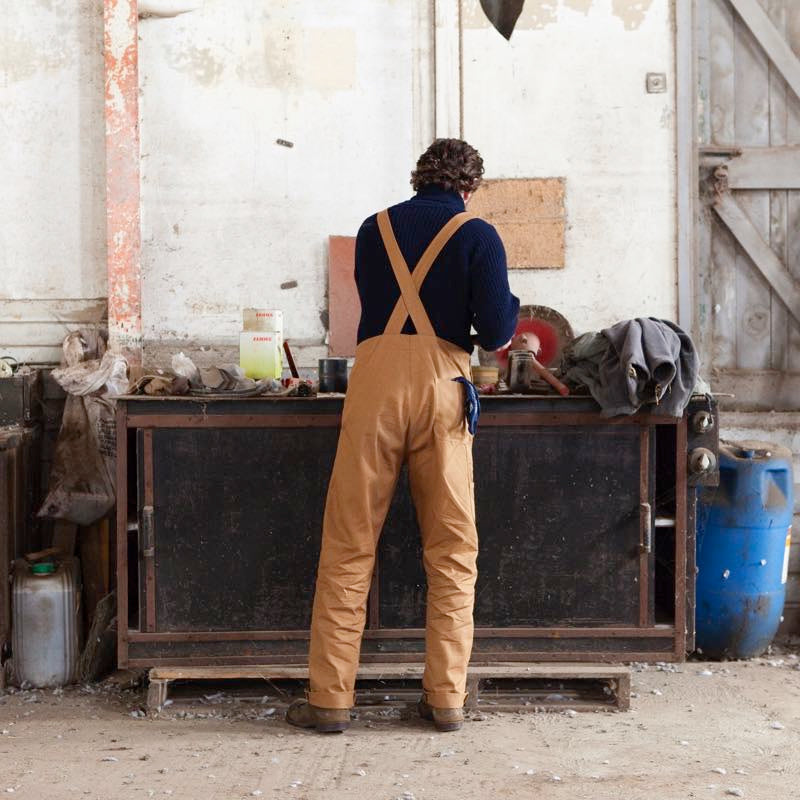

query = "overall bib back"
[[308, 208, 479, 710]]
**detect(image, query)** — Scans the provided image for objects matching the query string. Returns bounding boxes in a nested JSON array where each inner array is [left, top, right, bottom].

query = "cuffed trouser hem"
[[422, 690, 467, 709], [307, 689, 355, 709]]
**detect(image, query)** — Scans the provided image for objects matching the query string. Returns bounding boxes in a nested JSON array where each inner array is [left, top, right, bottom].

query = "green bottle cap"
[[31, 562, 56, 575]]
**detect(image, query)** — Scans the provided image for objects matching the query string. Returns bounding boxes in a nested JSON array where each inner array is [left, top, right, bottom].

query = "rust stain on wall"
[[468, 178, 566, 269]]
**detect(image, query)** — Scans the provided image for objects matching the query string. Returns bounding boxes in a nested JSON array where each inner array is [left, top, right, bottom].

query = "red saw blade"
[[496, 318, 562, 370]]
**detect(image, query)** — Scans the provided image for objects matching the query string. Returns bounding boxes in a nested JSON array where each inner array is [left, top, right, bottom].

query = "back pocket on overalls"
[[433, 377, 467, 440]]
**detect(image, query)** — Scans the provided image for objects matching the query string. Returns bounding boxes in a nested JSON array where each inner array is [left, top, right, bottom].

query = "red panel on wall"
[[328, 236, 359, 357]]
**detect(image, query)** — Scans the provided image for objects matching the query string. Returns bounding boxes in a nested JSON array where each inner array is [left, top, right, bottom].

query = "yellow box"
[[239, 332, 282, 379]]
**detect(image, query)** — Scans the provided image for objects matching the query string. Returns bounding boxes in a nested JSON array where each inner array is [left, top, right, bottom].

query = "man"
[[287, 138, 520, 733]]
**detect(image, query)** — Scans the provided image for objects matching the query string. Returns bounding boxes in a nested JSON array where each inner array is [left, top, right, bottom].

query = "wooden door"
[[697, 0, 800, 410]]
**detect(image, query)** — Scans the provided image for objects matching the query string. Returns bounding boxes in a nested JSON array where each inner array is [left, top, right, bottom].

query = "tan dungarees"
[[308, 209, 478, 710]]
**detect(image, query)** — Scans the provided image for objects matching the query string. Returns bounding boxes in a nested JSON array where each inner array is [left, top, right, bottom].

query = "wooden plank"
[[729, 0, 800, 102], [150, 663, 631, 682], [52, 520, 77, 556], [696, 0, 713, 362], [709, 0, 738, 367], [767, 2, 790, 371], [147, 663, 631, 714], [697, 0, 713, 146], [734, 8, 773, 371], [789, 189, 800, 369], [787, 2, 800, 372], [726, 146, 800, 188], [710, 212, 740, 368], [710, 0, 736, 145], [710, 368, 800, 411], [78, 519, 112, 629], [713, 191, 800, 327]]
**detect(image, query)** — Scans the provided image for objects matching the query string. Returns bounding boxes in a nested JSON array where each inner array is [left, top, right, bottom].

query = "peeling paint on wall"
[[0, 35, 72, 84], [166, 44, 224, 86], [611, 0, 654, 31], [462, 0, 654, 30], [563, 0, 593, 15], [236, 27, 356, 91]]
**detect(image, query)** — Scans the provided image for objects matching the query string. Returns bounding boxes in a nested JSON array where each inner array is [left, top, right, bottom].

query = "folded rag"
[[452, 376, 481, 435]]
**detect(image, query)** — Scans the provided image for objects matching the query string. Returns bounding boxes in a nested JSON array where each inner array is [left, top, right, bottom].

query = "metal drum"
[[696, 441, 793, 659]]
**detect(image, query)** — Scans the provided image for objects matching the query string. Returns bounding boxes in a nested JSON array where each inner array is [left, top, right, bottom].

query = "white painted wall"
[[137, 0, 677, 365], [0, 0, 107, 364], [461, 0, 677, 333], [2, 0, 677, 366], [138, 0, 433, 365]]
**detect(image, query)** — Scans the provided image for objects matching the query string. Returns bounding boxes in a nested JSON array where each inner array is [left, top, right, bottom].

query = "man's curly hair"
[[410, 138, 484, 194]]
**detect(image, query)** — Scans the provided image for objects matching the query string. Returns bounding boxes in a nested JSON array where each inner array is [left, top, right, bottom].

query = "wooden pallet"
[[146, 662, 630, 714]]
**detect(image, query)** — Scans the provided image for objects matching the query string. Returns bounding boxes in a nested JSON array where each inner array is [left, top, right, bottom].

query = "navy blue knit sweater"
[[355, 185, 520, 353]]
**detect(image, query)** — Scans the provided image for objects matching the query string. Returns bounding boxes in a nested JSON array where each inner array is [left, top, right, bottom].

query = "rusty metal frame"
[[639, 427, 652, 626], [127, 651, 680, 668], [115, 403, 129, 666], [142, 429, 156, 631], [127, 626, 675, 642], [116, 399, 694, 667], [674, 417, 688, 658]]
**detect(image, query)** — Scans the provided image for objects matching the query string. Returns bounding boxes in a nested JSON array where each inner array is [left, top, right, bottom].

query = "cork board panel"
[[328, 235, 359, 357], [468, 178, 565, 269]]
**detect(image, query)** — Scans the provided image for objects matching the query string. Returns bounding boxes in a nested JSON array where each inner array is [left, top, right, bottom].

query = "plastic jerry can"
[[11, 558, 82, 687]]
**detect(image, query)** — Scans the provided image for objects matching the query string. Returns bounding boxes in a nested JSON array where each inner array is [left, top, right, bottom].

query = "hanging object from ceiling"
[[480, 0, 525, 40]]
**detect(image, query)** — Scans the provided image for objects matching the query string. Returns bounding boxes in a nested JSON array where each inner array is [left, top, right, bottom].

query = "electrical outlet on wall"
[[646, 73, 667, 93]]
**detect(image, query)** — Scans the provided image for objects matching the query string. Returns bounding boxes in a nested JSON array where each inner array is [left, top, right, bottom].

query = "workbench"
[[115, 394, 717, 669]]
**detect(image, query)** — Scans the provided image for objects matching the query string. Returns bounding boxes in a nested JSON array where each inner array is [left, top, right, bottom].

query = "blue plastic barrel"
[[696, 440, 793, 659]]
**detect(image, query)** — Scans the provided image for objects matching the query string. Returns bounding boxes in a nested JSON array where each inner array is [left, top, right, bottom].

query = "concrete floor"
[[1, 652, 798, 800]]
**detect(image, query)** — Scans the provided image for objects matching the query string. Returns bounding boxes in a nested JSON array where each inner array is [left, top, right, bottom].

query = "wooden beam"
[[726, 146, 800, 189], [713, 191, 800, 327], [104, 0, 142, 365], [728, 0, 800, 103]]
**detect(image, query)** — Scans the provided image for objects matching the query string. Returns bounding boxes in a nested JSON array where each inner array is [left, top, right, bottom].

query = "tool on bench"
[[283, 340, 299, 379]]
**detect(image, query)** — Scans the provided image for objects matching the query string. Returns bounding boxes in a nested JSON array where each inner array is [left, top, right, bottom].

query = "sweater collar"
[[413, 184, 466, 211]]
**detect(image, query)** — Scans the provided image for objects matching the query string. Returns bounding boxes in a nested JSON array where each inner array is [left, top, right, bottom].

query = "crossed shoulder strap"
[[376, 209, 474, 336]]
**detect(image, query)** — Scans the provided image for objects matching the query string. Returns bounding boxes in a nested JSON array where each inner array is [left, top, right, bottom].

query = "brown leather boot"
[[285, 699, 351, 733], [418, 697, 464, 732]]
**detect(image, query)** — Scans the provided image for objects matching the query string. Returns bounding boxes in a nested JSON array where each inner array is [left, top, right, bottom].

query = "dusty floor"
[[1, 654, 799, 800]]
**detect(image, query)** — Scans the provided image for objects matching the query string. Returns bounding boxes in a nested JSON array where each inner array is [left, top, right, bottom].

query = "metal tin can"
[[508, 350, 535, 392], [318, 358, 348, 394]]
